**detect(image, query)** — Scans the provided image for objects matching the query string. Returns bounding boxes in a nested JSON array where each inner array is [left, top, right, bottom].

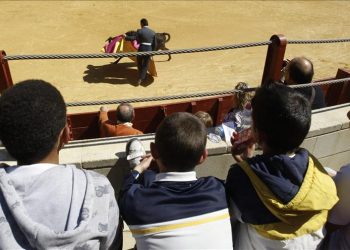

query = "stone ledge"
[[60, 133, 229, 170], [1, 104, 349, 170], [307, 104, 350, 138]]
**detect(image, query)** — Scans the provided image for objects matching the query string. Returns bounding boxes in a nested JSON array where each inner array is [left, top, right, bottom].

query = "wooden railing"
[[67, 94, 234, 140]]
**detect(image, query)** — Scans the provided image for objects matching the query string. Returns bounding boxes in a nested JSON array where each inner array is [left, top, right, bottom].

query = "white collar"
[[155, 171, 197, 182], [117, 122, 133, 127]]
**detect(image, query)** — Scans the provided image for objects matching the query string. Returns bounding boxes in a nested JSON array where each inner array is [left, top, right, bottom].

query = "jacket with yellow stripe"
[[226, 148, 338, 249], [119, 170, 233, 250]]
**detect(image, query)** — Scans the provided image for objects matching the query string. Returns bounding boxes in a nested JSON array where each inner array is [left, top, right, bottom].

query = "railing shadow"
[[83, 62, 154, 87]]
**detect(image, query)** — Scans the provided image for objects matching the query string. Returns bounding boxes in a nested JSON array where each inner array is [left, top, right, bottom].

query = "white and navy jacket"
[[119, 170, 233, 250]]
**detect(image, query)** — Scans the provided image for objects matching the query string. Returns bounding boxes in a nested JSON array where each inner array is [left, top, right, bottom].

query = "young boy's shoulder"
[[120, 171, 229, 224], [198, 175, 225, 184], [46, 164, 112, 185]]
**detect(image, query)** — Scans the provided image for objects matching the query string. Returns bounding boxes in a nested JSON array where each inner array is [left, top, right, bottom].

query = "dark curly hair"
[[0, 80, 66, 164]]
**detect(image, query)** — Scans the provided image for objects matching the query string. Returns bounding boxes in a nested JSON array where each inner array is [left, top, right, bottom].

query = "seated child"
[[194, 111, 213, 128], [194, 111, 221, 143], [226, 83, 338, 249], [223, 82, 254, 128], [0, 80, 120, 249], [119, 112, 233, 249], [211, 82, 253, 143]]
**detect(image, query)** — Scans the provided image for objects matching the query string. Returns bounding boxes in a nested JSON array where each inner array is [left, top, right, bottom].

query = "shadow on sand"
[[83, 62, 154, 87]]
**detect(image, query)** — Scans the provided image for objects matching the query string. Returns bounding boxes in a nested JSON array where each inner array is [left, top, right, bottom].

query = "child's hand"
[[230, 132, 255, 162], [133, 154, 153, 174]]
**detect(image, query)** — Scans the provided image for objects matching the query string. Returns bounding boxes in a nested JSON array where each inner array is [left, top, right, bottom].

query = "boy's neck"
[[38, 153, 59, 165], [158, 162, 195, 173], [18, 150, 59, 166], [159, 169, 195, 173]]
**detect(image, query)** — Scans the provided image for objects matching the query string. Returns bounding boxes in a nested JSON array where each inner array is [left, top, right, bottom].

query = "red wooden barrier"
[[325, 68, 350, 106], [67, 95, 234, 140]]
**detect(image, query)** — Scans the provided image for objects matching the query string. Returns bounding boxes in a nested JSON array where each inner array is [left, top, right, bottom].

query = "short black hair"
[[287, 57, 314, 84], [0, 79, 66, 164], [252, 83, 311, 153], [116, 103, 134, 123], [140, 18, 148, 26], [155, 112, 207, 171]]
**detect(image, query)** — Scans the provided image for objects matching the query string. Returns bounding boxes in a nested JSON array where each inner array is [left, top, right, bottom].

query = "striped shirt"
[[119, 170, 233, 249]]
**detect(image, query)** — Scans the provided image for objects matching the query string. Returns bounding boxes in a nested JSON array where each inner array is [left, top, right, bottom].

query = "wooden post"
[[190, 101, 198, 114], [0, 50, 14, 93], [325, 68, 350, 106], [261, 34, 287, 86], [215, 97, 224, 126]]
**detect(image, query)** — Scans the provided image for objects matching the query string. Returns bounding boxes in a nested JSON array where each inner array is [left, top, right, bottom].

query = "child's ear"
[[254, 129, 266, 145], [62, 124, 70, 144], [58, 123, 70, 150], [150, 142, 159, 159], [198, 149, 208, 165], [251, 122, 261, 144]]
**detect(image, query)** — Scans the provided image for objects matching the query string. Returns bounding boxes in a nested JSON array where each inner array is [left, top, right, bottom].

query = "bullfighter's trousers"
[[137, 44, 152, 81]]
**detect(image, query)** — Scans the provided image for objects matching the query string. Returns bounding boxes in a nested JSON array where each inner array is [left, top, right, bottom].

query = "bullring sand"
[[1, 1, 350, 114]]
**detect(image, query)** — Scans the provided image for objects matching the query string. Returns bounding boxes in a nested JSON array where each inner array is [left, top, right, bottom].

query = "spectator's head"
[[140, 18, 148, 27], [151, 112, 208, 172], [116, 103, 135, 123], [194, 111, 213, 128], [251, 83, 311, 154], [234, 82, 254, 109], [284, 57, 314, 85], [0, 80, 68, 165]]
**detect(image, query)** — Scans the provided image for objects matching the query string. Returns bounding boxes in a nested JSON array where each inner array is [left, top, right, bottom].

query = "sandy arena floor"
[[1, 1, 350, 114]]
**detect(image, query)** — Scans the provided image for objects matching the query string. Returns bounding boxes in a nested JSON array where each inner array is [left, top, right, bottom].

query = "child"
[[194, 111, 223, 143], [212, 82, 253, 143], [194, 111, 214, 128], [226, 83, 338, 249], [0, 80, 120, 249], [223, 82, 254, 128], [119, 112, 233, 249]]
